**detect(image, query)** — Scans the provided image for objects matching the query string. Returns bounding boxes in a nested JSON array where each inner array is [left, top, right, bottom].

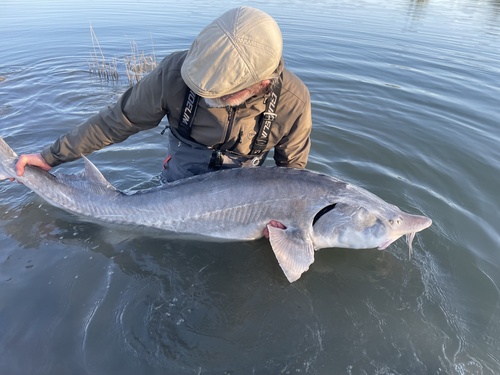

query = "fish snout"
[[388, 212, 432, 233], [378, 212, 431, 254]]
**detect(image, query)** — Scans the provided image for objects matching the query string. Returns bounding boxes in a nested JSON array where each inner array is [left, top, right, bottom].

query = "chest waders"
[[161, 75, 283, 183]]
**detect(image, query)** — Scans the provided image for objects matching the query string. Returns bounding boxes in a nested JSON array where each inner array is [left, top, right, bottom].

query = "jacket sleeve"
[[41, 60, 169, 166], [273, 90, 312, 169]]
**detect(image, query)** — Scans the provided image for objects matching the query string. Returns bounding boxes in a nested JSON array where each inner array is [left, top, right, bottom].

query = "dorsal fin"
[[55, 155, 117, 195], [81, 155, 116, 190]]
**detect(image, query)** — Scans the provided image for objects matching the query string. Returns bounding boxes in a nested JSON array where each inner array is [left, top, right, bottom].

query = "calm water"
[[1, 0, 499, 374]]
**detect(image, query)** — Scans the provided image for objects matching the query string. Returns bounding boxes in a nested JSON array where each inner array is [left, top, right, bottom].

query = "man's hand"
[[263, 220, 287, 239], [12, 153, 52, 179]]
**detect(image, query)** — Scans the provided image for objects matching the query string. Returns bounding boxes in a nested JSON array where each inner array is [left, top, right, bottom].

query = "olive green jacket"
[[42, 51, 312, 169]]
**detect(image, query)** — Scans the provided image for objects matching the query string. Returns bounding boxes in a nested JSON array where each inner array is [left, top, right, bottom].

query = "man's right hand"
[[15, 153, 52, 177]]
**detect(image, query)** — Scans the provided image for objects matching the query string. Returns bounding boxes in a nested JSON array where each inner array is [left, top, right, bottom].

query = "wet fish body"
[[0, 137, 431, 282]]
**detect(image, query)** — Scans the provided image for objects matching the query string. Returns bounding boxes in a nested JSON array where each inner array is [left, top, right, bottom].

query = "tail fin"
[[0, 136, 18, 180]]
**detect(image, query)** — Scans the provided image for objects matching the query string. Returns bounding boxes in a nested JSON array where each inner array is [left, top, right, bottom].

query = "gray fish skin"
[[0, 137, 432, 282]]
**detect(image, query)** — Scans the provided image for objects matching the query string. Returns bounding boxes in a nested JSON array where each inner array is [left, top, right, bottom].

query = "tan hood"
[[181, 6, 283, 98]]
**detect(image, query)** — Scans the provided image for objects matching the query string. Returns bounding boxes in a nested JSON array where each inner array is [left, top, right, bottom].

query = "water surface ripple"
[[1, 0, 499, 374]]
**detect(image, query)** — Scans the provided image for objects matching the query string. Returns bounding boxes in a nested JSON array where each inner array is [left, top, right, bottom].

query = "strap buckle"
[[209, 150, 223, 169], [251, 157, 262, 166]]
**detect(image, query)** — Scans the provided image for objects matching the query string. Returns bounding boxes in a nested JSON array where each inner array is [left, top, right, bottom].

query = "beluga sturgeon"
[[0, 137, 432, 282]]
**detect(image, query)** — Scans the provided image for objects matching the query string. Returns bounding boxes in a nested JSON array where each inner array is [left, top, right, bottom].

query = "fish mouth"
[[377, 240, 395, 250], [377, 232, 418, 258], [377, 217, 432, 255]]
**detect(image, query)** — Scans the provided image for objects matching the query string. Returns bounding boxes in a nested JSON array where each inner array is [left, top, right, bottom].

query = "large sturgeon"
[[0, 137, 431, 282]]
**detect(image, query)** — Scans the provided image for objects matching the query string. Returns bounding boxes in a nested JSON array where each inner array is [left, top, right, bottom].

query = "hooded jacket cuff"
[[41, 145, 61, 167]]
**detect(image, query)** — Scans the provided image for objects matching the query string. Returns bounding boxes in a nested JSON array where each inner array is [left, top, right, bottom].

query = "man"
[[15, 6, 312, 184]]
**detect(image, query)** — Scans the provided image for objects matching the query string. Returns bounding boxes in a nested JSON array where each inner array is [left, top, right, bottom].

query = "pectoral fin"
[[267, 225, 315, 283]]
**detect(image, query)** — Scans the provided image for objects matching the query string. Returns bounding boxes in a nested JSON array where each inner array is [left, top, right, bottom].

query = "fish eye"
[[389, 218, 402, 226]]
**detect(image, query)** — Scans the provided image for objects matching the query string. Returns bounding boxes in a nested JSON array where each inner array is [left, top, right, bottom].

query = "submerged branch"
[[87, 23, 157, 85]]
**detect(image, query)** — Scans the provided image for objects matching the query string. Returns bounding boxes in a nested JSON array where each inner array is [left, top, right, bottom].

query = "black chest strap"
[[176, 73, 283, 154], [177, 88, 200, 139], [249, 73, 282, 156]]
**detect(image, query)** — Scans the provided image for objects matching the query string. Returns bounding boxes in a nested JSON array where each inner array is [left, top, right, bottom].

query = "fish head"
[[312, 202, 432, 252]]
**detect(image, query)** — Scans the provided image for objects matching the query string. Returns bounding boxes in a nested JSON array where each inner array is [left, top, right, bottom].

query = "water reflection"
[[406, 0, 428, 23], [0, 200, 327, 373], [1, 0, 500, 373], [2, 195, 490, 374], [490, 0, 500, 12], [405, 0, 500, 25]]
